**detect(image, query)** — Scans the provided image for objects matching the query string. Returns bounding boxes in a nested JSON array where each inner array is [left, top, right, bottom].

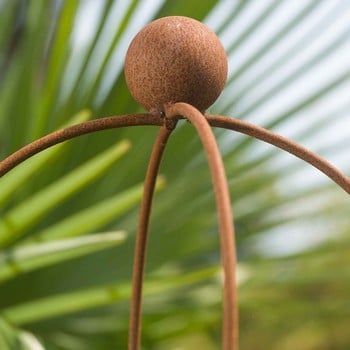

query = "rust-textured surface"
[[124, 16, 227, 113]]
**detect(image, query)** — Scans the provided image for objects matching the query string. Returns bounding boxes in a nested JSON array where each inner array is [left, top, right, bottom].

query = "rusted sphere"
[[124, 16, 228, 113]]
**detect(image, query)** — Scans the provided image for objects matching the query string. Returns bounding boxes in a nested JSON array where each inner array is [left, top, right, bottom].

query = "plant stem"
[[128, 122, 176, 350], [165, 103, 238, 350], [206, 114, 350, 194], [0, 114, 164, 177]]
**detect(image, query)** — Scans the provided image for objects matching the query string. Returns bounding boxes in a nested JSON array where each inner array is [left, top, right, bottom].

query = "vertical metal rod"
[[128, 125, 175, 350]]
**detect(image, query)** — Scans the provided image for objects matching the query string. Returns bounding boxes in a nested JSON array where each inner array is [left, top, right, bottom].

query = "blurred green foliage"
[[0, 0, 349, 349]]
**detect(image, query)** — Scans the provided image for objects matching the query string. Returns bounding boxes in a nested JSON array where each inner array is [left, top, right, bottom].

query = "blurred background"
[[0, 0, 349, 349]]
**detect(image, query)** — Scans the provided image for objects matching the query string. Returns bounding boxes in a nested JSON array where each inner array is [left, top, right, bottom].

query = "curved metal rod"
[[2, 112, 348, 196], [0, 114, 164, 177], [128, 123, 176, 350], [165, 103, 238, 350], [206, 114, 350, 195]]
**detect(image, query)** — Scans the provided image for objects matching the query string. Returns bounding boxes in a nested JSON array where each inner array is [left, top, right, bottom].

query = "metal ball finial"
[[124, 16, 228, 113]]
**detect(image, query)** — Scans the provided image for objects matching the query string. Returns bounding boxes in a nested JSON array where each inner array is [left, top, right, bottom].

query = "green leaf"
[[0, 2, 17, 64], [0, 140, 131, 246], [0, 109, 91, 207], [226, 1, 347, 114], [0, 318, 44, 350], [2, 266, 219, 326], [3, 1, 53, 150], [29, 0, 81, 139], [0, 231, 127, 283], [227, 25, 350, 117], [30, 176, 165, 242], [0, 318, 19, 350], [226, 0, 282, 56], [157, 0, 217, 20], [80, 0, 139, 107]]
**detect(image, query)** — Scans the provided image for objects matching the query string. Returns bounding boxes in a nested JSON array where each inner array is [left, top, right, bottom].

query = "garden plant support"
[[0, 16, 349, 350]]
